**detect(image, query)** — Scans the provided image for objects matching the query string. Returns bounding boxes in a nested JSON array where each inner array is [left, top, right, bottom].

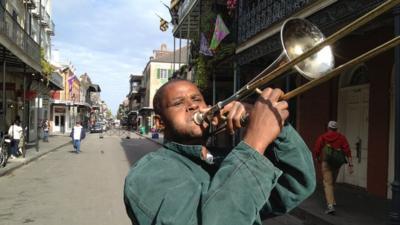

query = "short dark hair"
[[153, 79, 192, 116]]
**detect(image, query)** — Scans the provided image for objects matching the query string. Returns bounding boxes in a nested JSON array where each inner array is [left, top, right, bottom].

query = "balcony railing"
[[238, 0, 316, 44], [0, 4, 41, 64], [41, 9, 50, 27], [23, 0, 37, 9], [46, 20, 55, 36], [31, 0, 40, 18]]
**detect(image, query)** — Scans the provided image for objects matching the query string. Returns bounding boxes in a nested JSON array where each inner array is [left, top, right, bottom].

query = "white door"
[[337, 85, 369, 188], [53, 114, 61, 133]]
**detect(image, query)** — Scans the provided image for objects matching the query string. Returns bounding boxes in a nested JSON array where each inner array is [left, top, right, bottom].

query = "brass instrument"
[[193, 0, 400, 134]]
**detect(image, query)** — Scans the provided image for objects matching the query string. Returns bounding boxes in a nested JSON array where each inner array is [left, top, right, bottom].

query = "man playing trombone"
[[124, 79, 316, 225]]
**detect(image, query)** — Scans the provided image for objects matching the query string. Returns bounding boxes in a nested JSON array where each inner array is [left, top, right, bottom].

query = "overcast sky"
[[52, 0, 174, 114]]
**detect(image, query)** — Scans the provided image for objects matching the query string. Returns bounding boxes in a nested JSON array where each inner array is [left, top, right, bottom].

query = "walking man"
[[8, 120, 23, 159], [70, 121, 86, 154], [124, 79, 316, 224], [314, 120, 353, 214], [42, 119, 50, 142]]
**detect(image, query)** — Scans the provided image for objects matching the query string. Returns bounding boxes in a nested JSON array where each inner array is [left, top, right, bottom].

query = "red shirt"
[[313, 130, 352, 160]]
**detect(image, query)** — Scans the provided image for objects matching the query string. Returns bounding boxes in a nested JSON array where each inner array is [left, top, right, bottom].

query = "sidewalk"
[[292, 183, 390, 225], [0, 135, 71, 177], [137, 132, 390, 225]]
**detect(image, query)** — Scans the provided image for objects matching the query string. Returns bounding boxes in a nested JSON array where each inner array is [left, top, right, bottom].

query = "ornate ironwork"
[[238, 0, 386, 66], [238, 0, 314, 44]]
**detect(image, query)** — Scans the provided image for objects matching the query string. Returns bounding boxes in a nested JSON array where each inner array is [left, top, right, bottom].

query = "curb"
[[0, 141, 71, 177], [290, 207, 334, 225]]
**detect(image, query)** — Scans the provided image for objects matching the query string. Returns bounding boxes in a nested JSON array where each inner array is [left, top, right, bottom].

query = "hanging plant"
[[40, 48, 54, 86], [195, 55, 208, 90], [227, 0, 237, 16]]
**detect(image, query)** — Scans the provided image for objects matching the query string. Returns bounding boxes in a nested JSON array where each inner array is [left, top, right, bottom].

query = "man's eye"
[[172, 101, 183, 106], [193, 97, 202, 102]]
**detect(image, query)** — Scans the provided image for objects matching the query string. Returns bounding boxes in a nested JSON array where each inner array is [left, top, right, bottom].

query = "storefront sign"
[[54, 107, 66, 113]]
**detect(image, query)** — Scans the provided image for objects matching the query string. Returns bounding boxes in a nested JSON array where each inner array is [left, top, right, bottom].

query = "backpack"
[[322, 144, 347, 168]]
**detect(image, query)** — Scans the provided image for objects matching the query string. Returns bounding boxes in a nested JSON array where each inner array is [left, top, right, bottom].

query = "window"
[[157, 69, 168, 79]]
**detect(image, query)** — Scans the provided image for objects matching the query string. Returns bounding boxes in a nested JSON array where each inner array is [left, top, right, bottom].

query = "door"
[[60, 115, 65, 133], [337, 85, 369, 188], [53, 114, 66, 133]]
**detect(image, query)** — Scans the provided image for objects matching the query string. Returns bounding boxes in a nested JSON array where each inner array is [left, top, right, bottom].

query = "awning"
[[88, 84, 101, 92]]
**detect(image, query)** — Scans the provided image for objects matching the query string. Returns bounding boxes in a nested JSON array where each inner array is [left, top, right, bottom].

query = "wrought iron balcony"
[[172, 0, 201, 39], [23, 0, 37, 9], [46, 20, 55, 36], [49, 72, 63, 90], [237, 0, 316, 44], [0, 3, 41, 66], [41, 10, 50, 27], [31, 0, 40, 18]]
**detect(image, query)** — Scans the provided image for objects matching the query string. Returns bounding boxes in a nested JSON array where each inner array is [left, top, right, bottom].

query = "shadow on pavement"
[[119, 135, 162, 167]]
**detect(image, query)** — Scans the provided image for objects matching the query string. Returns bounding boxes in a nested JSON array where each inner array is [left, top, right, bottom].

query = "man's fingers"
[[270, 88, 284, 102]]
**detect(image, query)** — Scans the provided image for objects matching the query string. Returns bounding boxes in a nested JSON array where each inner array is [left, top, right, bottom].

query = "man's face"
[[160, 81, 208, 143]]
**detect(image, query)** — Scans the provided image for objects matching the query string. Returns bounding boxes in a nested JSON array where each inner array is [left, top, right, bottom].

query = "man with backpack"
[[314, 120, 353, 215]]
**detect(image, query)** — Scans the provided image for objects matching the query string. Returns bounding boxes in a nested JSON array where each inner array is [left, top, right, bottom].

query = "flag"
[[209, 14, 230, 50], [68, 75, 76, 96], [199, 33, 213, 56], [156, 13, 169, 32], [160, 17, 169, 31]]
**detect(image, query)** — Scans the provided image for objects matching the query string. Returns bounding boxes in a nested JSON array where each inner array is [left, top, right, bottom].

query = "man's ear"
[[154, 114, 165, 128]]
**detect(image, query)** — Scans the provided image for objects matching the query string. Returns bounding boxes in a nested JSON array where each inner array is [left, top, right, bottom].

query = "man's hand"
[[243, 88, 289, 154], [348, 164, 354, 174], [211, 102, 252, 135]]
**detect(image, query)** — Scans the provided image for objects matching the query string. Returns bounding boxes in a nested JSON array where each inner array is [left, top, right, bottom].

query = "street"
[[0, 132, 305, 225], [0, 133, 159, 225]]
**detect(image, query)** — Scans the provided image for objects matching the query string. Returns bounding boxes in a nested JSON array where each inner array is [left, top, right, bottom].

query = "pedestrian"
[[124, 79, 316, 225], [313, 120, 354, 214], [70, 121, 86, 154], [8, 120, 23, 159], [42, 119, 50, 142]]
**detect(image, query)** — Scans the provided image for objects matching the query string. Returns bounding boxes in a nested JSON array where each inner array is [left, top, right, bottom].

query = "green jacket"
[[124, 125, 315, 225]]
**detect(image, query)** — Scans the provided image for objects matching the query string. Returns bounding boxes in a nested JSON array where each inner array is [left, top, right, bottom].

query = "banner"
[[199, 33, 213, 56], [68, 75, 76, 96], [210, 14, 230, 50]]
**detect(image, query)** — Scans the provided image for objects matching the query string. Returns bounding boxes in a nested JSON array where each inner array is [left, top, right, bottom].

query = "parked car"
[[90, 123, 103, 133]]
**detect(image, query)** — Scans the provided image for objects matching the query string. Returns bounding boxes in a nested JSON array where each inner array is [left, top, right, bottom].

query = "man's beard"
[[165, 122, 210, 144]]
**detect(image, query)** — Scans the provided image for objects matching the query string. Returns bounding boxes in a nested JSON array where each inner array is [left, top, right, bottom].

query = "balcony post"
[[390, 5, 400, 225]]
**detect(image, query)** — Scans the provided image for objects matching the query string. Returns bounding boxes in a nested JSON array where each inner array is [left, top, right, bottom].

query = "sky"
[[52, 0, 174, 115]]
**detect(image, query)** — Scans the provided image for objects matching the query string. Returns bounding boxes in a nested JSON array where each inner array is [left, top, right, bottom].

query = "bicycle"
[[0, 133, 12, 168]]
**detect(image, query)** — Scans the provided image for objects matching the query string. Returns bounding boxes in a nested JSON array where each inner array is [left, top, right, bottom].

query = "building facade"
[[139, 44, 187, 133], [0, 0, 57, 144]]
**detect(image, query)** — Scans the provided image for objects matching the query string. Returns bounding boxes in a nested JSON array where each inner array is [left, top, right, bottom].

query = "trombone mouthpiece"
[[193, 112, 204, 125]]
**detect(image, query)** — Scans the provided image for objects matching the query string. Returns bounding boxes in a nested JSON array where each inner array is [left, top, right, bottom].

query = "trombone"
[[193, 0, 400, 133]]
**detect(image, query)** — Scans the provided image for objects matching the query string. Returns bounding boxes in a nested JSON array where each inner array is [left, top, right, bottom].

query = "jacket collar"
[[163, 141, 203, 161]]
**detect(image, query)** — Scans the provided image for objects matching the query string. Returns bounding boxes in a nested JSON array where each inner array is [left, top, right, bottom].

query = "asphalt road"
[[0, 133, 159, 225]]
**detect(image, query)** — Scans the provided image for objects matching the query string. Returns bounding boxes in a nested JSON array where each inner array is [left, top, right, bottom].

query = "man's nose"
[[186, 100, 199, 111]]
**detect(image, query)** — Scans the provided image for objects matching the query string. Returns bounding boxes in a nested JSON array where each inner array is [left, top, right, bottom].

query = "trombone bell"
[[281, 18, 335, 80]]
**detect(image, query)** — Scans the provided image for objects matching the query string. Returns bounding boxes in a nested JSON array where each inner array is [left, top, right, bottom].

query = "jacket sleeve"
[[260, 124, 316, 217], [313, 135, 325, 160]]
